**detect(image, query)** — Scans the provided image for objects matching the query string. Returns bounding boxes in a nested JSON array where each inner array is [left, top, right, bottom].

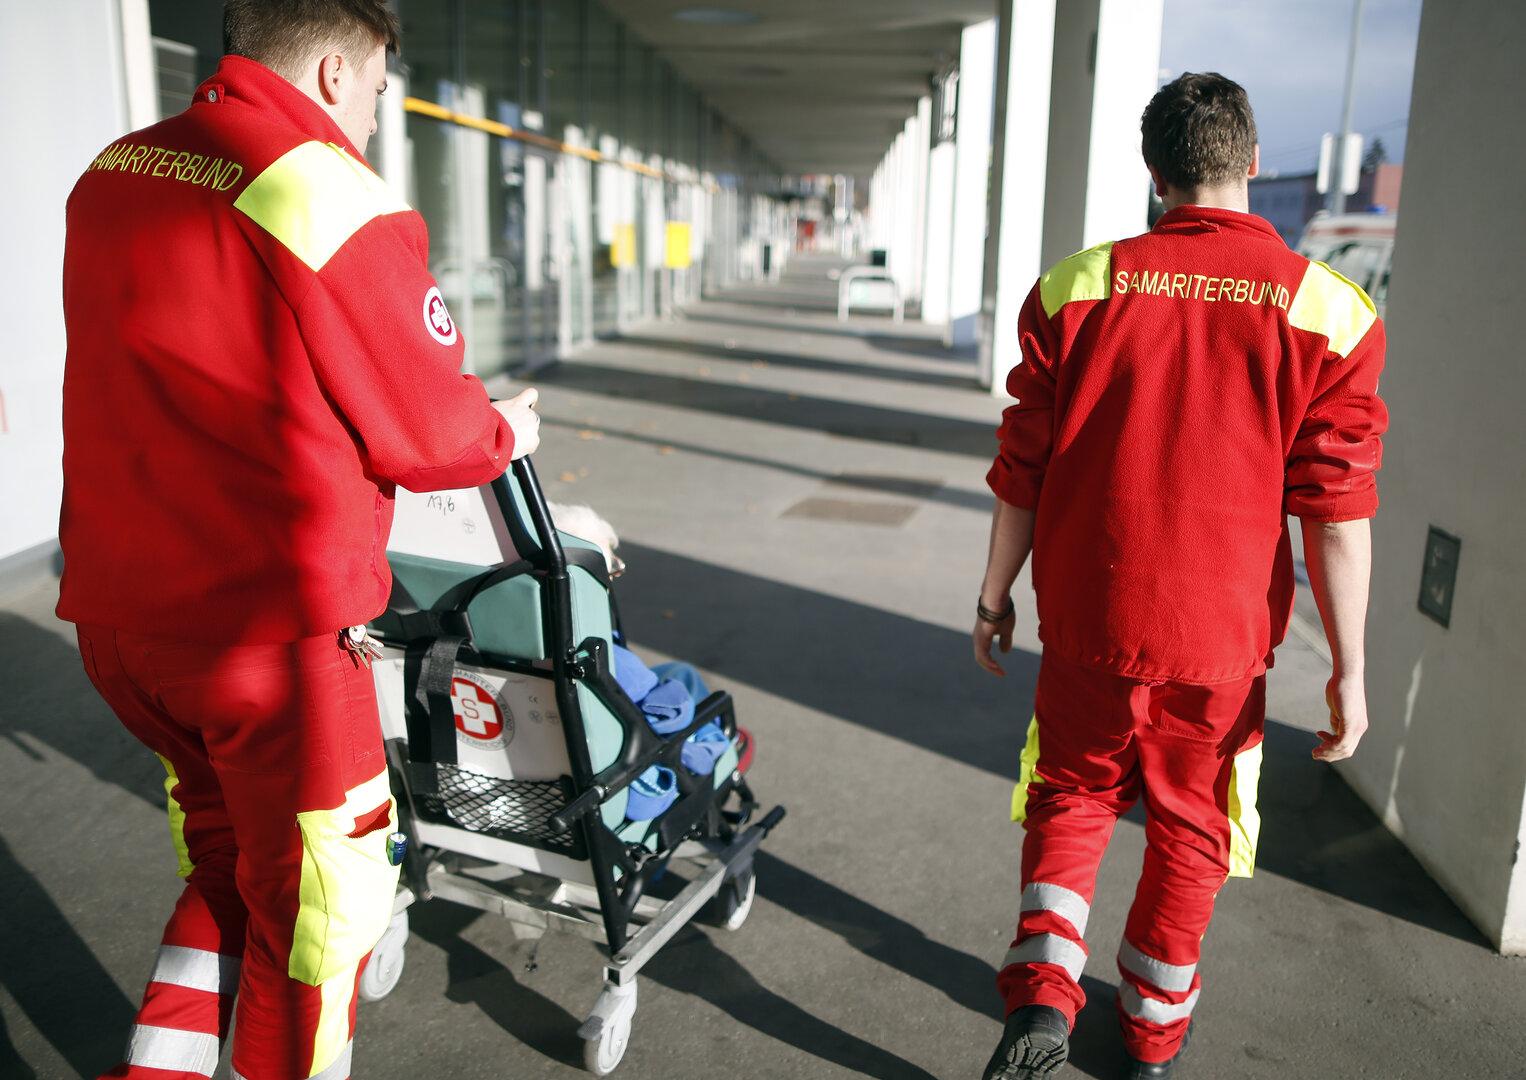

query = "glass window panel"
[[544, 0, 584, 137]]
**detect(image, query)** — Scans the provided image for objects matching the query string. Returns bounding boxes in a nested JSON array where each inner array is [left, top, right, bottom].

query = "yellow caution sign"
[[664, 222, 693, 269], [611, 223, 637, 268]]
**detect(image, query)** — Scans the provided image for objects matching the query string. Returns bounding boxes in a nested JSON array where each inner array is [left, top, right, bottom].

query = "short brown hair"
[[1140, 73, 1257, 190], [224, 0, 400, 81]]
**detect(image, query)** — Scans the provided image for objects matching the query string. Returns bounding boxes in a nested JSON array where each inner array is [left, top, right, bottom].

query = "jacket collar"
[[195, 55, 365, 161], [1153, 204, 1284, 243]]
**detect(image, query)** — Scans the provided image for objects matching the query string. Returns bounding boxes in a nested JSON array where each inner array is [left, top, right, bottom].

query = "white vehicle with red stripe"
[[1296, 212, 1397, 316]]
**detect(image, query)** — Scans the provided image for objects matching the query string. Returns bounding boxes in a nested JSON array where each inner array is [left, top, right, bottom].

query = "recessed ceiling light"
[[673, 8, 760, 25]]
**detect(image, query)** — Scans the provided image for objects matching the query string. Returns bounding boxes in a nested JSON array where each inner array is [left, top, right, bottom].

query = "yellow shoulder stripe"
[[234, 141, 409, 272], [1039, 241, 1114, 318], [1287, 259, 1378, 357]]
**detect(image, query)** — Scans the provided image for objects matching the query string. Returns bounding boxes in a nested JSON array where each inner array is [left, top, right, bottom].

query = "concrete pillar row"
[[1340, 0, 1526, 954], [980, 0, 1162, 392], [946, 18, 997, 348]]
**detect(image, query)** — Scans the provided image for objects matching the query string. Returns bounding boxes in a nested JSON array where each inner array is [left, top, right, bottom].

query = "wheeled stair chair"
[[358, 457, 784, 1074]]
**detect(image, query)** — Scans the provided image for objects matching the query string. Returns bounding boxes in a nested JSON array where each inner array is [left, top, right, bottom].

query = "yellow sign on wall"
[[611, 223, 636, 268], [664, 222, 693, 269]]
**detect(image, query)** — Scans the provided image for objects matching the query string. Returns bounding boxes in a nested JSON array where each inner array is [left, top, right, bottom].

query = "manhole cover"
[[781, 497, 918, 527]]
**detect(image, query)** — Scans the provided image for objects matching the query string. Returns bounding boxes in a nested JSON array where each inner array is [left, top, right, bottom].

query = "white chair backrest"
[[388, 484, 522, 567]]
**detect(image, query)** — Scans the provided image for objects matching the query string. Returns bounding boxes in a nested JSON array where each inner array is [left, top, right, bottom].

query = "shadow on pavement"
[[538, 360, 995, 458], [0, 832, 137, 1076], [679, 309, 928, 345], [644, 928, 939, 1080], [0, 612, 163, 809], [612, 545, 1489, 949], [618, 332, 982, 390], [540, 416, 996, 515], [615, 541, 1037, 782], [754, 851, 1001, 1020], [408, 902, 584, 1068]]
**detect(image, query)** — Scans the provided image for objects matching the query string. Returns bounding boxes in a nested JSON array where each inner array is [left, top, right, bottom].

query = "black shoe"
[[983, 1005, 1070, 1079], [1119, 1022, 1192, 1079]]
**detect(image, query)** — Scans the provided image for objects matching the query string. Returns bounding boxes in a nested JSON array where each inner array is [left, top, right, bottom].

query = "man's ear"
[[317, 52, 345, 106], [1146, 164, 1169, 200], [1247, 144, 1261, 180]]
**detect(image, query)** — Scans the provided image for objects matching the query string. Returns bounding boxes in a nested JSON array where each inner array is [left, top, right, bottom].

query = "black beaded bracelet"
[[977, 596, 1015, 625]]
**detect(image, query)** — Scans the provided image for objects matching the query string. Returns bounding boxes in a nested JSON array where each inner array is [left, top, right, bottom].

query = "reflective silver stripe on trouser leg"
[[1119, 985, 1201, 1026], [125, 1024, 220, 1076], [1002, 933, 1086, 983], [150, 945, 241, 996], [1020, 882, 1091, 938], [232, 1041, 353, 1080], [1118, 940, 1196, 993]]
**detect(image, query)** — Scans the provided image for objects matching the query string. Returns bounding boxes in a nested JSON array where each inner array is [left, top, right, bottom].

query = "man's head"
[[1140, 73, 1260, 210], [224, 0, 400, 155]]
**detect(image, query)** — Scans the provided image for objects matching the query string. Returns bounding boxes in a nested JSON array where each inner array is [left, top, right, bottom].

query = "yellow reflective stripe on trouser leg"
[[156, 754, 194, 878], [289, 770, 400, 986], [1011, 715, 1043, 824], [310, 964, 359, 1078], [1227, 740, 1263, 878]]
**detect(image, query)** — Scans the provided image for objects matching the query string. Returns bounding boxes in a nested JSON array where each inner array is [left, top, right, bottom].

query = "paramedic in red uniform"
[[973, 74, 1386, 1080], [57, 2, 541, 1077]]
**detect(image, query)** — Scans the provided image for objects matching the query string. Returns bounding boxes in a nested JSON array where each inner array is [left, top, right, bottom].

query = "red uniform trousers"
[[998, 654, 1265, 1063], [75, 626, 401, 1080]]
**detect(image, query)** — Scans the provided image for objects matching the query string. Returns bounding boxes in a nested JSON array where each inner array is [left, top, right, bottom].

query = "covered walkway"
[[2, 258, 1523, 1078]]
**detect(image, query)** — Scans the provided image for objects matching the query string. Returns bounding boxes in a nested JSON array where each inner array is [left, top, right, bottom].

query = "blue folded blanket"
[[641, 677, 694, 735], [611, 646, 727, 776], [680, 720, 729, 775], [625, 765, 678, 821], [612, 643, 659, 703]]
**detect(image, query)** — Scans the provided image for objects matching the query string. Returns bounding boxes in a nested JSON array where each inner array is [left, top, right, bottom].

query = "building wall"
[[1339, 0, 1526, 952], [0, 0, 131, 567]]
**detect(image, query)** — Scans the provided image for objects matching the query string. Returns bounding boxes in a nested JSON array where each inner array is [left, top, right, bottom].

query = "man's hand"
[[494, 388, 541, 460], [973, 605, 1017, 677], [1314, 670, 1368, 761]]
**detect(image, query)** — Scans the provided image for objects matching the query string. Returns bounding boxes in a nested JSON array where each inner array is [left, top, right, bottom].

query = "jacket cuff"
[[986, 457, 1042, 510], [1285, 485, 1378, 523], [392, 411, 512, 493]]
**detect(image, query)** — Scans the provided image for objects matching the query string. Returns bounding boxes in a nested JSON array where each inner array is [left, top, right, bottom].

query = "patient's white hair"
[[547, 502, 624, 577]]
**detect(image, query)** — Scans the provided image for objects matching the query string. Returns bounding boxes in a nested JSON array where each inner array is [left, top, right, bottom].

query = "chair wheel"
[[581, 1010, 632, 1075], [709, 867, 756, 931], [579, 979, 638, 1075], [358, 910, 409, 1002]]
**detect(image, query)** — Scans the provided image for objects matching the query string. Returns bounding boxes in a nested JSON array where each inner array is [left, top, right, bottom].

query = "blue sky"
[[1159, 0, 1424, 175]]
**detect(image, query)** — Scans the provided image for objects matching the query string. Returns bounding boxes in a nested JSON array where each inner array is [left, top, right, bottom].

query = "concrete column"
[[920, 138, 956, 325], [1339, 0, 1526, 954], [0, 0, 131, 567], [979, 0, 1057, 392], [1040, 0, 1163, 268], [908, 95, 933, 305], [947, 18, 997, 348]]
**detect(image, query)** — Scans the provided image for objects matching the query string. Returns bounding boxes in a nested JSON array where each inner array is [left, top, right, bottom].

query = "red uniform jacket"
[[987, 206, 1387, 684], [58, 57, 513, 643]]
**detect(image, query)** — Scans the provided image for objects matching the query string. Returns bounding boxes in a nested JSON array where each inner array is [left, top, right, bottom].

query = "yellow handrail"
[[401, 96, 710, 188]]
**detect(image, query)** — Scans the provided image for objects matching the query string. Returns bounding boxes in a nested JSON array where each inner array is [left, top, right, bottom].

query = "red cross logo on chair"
[[452, 677, 503, 740]]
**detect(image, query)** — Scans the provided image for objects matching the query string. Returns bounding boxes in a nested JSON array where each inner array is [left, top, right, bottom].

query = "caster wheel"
[[581, 1009, 632, 1075], [358, 910, 409, 1002], [579, 979, 638, 1076], [710, 867, 756, 931]]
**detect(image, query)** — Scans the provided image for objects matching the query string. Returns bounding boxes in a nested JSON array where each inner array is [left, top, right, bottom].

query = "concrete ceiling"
[[599, 0, 995, 178]]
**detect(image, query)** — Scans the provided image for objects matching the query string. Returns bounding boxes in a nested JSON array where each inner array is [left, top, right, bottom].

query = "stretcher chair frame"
[[366, 458, 784, 1074]]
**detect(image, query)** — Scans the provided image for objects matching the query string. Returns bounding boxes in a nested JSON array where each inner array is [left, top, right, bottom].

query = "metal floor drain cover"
[[781, 497, 918, 526]]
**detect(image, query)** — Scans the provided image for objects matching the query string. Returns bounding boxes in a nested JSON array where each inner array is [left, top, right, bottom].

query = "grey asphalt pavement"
[[3, 255, 1523, 1079]]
